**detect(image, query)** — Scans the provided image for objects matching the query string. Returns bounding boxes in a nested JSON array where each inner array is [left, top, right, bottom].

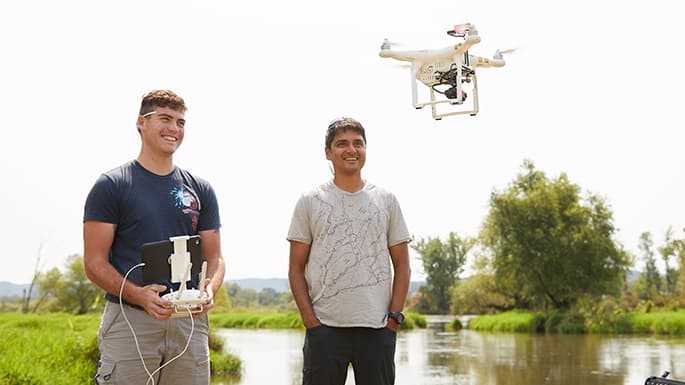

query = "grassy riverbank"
[[468, 310, 685, 334], [210, 311, 427, 330], [0, 313, 241, 385]]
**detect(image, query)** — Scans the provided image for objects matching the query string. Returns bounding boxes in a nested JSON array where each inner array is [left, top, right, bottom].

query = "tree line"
[[410, 160, 684, 315]]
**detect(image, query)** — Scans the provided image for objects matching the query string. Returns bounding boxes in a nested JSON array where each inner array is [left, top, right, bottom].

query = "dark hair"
[[139, 90, 187, 115], [325, 117, 366, 149]]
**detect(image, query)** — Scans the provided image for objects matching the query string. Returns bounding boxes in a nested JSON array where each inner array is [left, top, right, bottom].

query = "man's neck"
[[137, 150, 174, 176], [333, 174, 364, 193]]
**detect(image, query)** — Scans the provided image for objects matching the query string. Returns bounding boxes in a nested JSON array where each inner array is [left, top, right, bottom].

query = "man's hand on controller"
[[136, 284, 173, 320]]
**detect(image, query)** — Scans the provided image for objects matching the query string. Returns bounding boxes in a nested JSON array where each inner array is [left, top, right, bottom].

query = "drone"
[[379, 23, 513, 120]]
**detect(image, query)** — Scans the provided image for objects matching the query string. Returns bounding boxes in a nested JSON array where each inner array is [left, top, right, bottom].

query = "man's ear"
[[136, 116, 144, 132], [325, 147, 332, 161]]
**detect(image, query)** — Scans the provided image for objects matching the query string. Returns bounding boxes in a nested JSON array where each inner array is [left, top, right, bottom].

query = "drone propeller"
[[494, 48, 517, 59], [380, 38, 406, 50]]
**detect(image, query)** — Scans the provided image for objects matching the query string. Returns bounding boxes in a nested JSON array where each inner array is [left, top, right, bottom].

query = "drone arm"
[[469, 55, 505, 68], [379, 49, 417, 62]]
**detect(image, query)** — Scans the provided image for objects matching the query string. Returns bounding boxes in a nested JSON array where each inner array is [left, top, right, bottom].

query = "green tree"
[[34, 267, 63, 312], [213, 285, 232, 311], [58, 254, 103, 314], [412, 233, 473, 313], [658, 226, 679, 295], [481, 160, 630, 309], [407, 286, 433, 314], [450, 273, 514, 315], [638, 231, 661, 300], [258, 288, 279, 306]]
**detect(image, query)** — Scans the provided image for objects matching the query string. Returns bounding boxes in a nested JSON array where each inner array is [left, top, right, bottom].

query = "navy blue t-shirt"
[[84, 160, 221, 303]]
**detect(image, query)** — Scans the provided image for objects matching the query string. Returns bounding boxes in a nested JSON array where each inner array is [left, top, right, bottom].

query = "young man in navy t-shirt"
[[84, 90, 224, 384]]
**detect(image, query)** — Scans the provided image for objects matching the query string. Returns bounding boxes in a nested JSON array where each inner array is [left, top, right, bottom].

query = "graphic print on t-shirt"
[[170, 183, 200, 231], [310, 193, 392, 303]]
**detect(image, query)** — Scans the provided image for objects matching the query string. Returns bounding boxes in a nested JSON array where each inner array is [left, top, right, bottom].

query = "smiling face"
[[137, 106, 186, 156], [326, 129, 366, 176]]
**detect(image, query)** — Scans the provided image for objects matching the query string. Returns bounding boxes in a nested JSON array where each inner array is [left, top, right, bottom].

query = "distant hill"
[[0, 282, 30, 299], [226, 278, 290, 292]]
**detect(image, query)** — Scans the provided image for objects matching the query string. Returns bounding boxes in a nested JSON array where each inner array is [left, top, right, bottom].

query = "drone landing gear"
[[409, 54, 479, 120], [422, 74, 479, 120]]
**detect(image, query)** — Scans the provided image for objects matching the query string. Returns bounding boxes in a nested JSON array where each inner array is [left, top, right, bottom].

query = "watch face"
[[390, 312, 405, 324]]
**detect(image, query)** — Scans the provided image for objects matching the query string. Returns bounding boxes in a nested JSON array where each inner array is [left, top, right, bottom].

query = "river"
[[212, 316, 685, 385]]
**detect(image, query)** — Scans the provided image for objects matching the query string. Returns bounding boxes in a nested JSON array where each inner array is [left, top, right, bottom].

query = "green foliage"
[[450, 274, 514, 315], [406, 312, 427, 328], [34, 255, 104, 314], [469, 310, 545, 333], [209, 351, 242, 377], [574, 296, 632, 333], [225, 284, 294, 310], [208, 327, 225, 352], [412, 232, 474, 313], [658, 226, 680, 295], [398, 312, 427, 330], [638, 232, 662, 300], [212, 285, 232, 312], [407, 286, 433, 314], [60, 255, 103, 314], [469, 308, 685, 335], [210, 311, 304, 329], [0, 313, 242, 383], [448, 318, 463, 331], [481, 160, 630, 309], [0, 313, 100, 385], [630, 310, 685, 334]]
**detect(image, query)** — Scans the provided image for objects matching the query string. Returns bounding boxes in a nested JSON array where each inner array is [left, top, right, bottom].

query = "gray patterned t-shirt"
[[287, 181, 411, 328]]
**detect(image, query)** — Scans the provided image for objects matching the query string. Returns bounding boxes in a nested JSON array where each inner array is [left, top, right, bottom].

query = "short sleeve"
[[287, 195, 312, 244], [198, 183, 221, 231], [387, 193, 412, 247], [83, 174, 119, 224]]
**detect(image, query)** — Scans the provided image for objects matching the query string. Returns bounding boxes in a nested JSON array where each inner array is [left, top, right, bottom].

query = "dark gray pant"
[[302, 325, 396, 385]]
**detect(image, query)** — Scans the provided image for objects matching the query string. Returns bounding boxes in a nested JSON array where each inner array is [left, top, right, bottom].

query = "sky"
[[1, 0, 684, 284]]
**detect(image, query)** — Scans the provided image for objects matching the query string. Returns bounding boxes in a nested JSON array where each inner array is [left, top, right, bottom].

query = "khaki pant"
[[94, 301, 210, 385]]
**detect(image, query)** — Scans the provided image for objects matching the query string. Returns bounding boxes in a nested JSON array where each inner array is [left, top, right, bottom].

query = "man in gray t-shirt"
[[287, 117, 411, 385]]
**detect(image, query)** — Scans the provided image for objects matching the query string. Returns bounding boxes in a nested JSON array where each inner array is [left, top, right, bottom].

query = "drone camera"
[[445, 87, 466, 102]]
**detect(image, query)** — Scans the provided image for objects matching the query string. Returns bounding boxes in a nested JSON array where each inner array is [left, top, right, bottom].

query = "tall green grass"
[[210, 311, 304, 329], [629, 310, 685, 334], [0, 313, 100, 385], [468, 309, 685, 335], [468, 311, 545, 333], [0, 313, 241, 385]]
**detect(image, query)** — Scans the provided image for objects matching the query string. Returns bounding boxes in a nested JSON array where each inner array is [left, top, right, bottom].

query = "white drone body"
[[380, 23, 511, 120]]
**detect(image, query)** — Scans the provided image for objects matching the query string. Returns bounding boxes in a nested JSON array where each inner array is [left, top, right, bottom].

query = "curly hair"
[[139, 90, 187, 115]]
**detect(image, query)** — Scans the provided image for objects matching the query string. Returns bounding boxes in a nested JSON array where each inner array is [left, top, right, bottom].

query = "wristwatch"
[[387, 311, 405, 324]]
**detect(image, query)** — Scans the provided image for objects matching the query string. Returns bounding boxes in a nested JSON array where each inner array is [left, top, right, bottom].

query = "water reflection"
[[214, 318, 685, 385]]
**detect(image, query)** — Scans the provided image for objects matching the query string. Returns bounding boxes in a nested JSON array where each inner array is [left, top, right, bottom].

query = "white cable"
[[119, 263, 196, 385], [145, 308, 194, 385]]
